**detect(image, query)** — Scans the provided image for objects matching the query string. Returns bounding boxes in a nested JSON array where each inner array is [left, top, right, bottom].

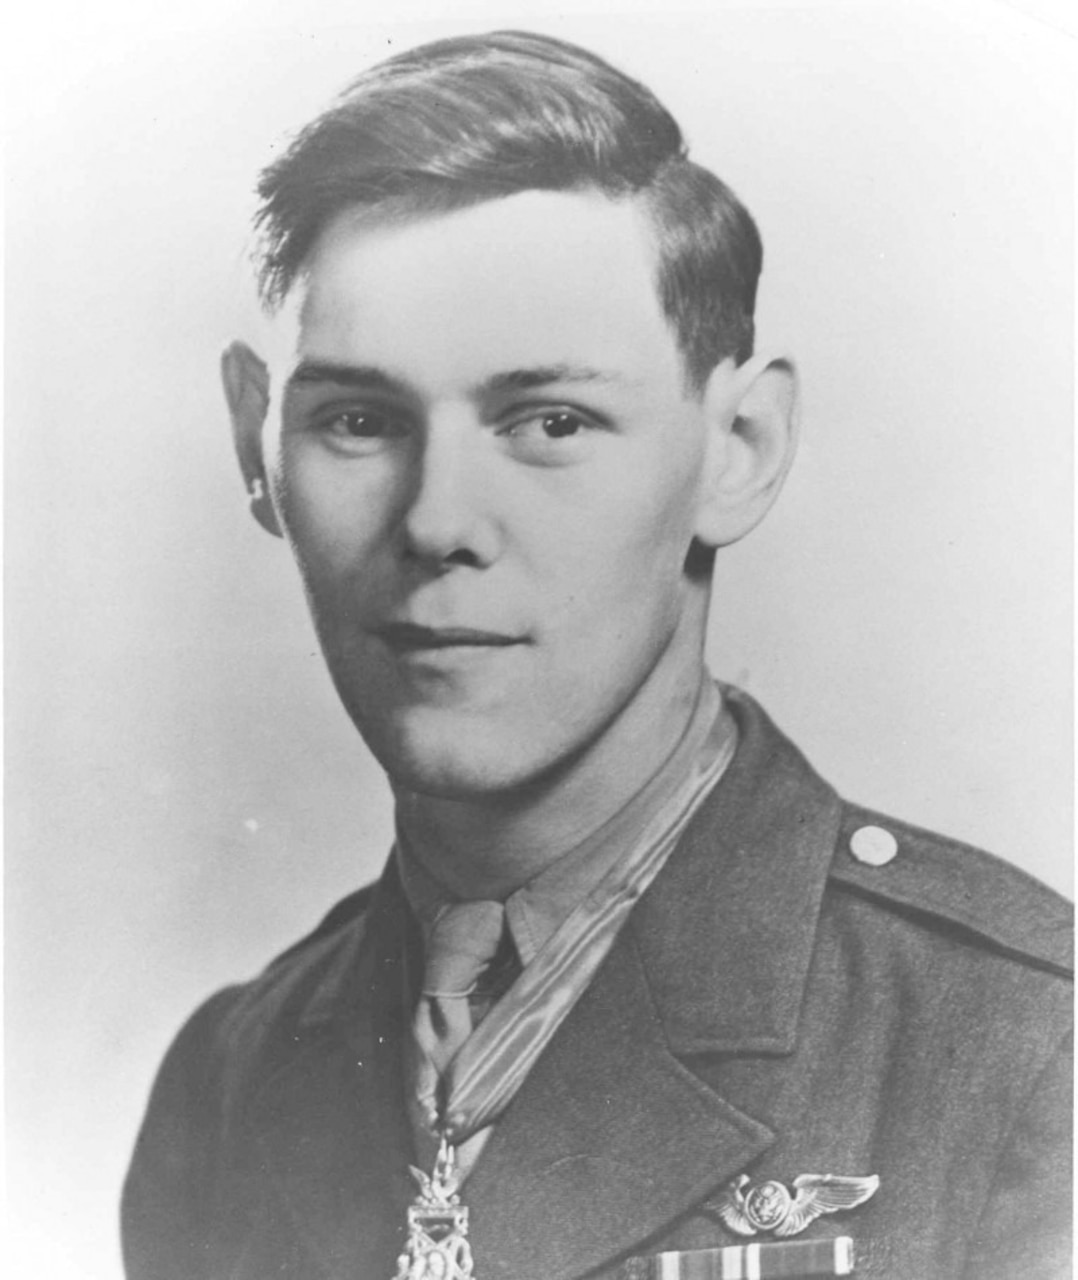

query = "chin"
[[352, 705, 557, 800]]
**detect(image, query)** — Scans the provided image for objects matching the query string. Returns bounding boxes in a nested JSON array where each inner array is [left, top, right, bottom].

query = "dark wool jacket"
[[122, 688, 1072, 1280]]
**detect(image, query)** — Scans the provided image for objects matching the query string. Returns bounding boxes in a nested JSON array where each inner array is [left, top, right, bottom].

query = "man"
[[122, 30, 1071, 1280]]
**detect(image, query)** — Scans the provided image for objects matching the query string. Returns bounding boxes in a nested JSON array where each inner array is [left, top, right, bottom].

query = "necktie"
[[411, 900, 507, 1143]]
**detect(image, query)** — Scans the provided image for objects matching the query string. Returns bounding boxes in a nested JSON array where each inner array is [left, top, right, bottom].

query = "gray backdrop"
[[6, 3, 1072, 1277]]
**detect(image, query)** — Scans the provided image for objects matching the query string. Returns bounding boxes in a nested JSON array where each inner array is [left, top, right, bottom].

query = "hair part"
[[254, 30, 762, 390]]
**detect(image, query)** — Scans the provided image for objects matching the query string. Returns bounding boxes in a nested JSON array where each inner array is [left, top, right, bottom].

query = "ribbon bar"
[[626, 1236, 855, 1279]]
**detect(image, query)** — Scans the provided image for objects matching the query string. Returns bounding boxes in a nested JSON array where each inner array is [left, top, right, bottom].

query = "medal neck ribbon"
[[407, 681, 737, 1150]]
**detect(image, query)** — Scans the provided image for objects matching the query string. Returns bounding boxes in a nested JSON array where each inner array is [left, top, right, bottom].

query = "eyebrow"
[[286, 359, 624, 397], [286, 360, 405, 393], [483, 365, 620, 394]]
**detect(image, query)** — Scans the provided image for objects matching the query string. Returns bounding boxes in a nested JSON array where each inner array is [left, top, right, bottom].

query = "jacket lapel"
[[245, 869, 420, 1280], [633, 685, 844, 1059], [464, 687, 844, 1279], [465, 924, 775, 1280]]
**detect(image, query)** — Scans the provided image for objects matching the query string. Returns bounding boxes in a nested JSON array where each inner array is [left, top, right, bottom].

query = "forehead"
[[290, 191, 685, 389]]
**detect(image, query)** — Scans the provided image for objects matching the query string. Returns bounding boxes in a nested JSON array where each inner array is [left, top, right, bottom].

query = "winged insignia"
[[716, 1172, 879, 1238]]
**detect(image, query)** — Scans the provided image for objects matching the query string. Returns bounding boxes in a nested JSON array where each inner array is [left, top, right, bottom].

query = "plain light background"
[[5, 2, 1073, 1277]]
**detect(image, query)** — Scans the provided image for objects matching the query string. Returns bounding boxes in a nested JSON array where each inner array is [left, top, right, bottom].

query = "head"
[[224, 31, 797, 802]]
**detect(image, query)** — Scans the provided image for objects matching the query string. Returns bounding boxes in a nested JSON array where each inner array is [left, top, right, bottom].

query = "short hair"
[[254, 30, 762, 390]]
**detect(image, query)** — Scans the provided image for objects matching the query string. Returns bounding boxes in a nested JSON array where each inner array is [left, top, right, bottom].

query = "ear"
[[693, 354, 800, 549], [221, 340, 282, 538]]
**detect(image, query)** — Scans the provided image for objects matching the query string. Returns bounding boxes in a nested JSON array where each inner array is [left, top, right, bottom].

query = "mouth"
[[374, 623, 525, 652]]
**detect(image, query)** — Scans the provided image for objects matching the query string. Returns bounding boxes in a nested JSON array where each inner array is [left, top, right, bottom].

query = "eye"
[[505, 410, 588, 440], [324, 408, 410, 440], [497, 406, 604, 464], [307, 404, 414, 455]]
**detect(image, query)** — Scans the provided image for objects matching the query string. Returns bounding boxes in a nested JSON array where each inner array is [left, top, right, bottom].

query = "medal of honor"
[[393, 1136, 475, 1280]]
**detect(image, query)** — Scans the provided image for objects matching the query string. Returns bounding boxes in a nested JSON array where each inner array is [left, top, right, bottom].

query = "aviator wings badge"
[[716, 1173, 879, 1239]]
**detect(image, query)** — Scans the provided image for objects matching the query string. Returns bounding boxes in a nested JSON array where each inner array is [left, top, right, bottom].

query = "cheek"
[[273, 449, 393, 578], [540, 478, 698, 631]]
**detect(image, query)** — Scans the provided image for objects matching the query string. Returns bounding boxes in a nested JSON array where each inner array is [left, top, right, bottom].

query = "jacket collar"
[[632, 683, 843, 1056], [251, 686, 843, 1280]]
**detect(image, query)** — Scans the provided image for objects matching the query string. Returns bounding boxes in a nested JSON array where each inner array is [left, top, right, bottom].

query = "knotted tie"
[[411, 900, 507, 1152]]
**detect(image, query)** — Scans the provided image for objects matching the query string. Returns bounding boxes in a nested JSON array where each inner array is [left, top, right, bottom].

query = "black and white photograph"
[[6, 2, 1073, 1278]]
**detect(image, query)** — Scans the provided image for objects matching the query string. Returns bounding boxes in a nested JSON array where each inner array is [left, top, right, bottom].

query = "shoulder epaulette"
[[829, 805, 1073, 978]]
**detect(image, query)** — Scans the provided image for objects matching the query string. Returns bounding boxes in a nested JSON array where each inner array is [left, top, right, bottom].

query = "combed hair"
[[255, 30, 762, 389]]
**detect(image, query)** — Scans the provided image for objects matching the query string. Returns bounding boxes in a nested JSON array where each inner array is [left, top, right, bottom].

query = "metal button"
[[849, 825, 898, 867]]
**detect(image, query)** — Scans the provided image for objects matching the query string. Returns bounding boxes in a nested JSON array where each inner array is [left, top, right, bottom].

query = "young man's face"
[[264, 191, 724, 798]]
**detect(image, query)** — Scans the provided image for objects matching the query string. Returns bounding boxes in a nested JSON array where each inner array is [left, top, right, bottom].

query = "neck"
[[394, 656, 711, 902]]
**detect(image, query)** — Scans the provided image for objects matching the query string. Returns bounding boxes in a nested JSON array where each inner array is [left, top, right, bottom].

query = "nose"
[[399, 414, 500, 570]]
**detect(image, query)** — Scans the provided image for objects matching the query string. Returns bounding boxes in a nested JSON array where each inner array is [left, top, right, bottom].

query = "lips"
[[375, 622, 524, 651]]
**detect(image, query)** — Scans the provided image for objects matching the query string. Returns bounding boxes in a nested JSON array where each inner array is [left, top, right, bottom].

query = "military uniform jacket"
[[122, 688, 1073, 1280]]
